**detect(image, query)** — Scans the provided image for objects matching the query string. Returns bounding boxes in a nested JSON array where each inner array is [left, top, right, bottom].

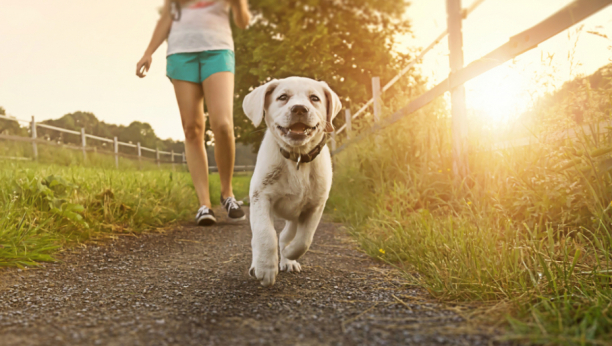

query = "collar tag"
[[296, 155, 302, 170]]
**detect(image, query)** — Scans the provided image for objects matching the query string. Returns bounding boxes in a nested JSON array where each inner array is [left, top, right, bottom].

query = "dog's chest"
[[269, 165, 328, 219]]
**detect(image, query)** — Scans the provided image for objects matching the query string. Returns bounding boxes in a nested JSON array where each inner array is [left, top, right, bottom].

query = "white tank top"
[[167, 0, 234, 56]]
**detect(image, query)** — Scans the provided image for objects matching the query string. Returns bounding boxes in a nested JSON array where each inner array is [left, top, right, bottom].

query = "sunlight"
[[465, 66, 531, 125]]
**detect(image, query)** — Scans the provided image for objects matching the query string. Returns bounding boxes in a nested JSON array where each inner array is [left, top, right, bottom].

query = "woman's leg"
[[172, 79, 212, 208], [202, 71, 235, 200]]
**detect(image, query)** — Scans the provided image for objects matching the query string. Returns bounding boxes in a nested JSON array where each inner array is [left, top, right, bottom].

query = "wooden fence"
[[330, 0, 612, 176], [0, 113, 185, 169]]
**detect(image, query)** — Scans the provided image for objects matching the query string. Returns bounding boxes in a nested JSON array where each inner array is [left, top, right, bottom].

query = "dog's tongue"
[[289, 123, 308, 133]]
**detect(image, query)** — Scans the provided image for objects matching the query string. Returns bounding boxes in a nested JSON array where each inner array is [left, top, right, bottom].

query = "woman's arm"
[[136, 0, 173, 78], [229, 0, 251, 29]]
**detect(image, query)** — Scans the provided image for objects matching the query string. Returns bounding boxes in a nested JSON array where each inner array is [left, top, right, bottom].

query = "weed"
[[328, 62, 612, 344]]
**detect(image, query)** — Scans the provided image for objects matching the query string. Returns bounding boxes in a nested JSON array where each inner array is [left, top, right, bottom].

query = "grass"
[[327, 75, 612, 344], [0, 150, 250, 268]]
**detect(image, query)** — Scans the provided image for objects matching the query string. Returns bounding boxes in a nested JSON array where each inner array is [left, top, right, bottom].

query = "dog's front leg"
[[279, 221, 301, 272], [281, 206, 325, 261], [248, 199, 279, 286]]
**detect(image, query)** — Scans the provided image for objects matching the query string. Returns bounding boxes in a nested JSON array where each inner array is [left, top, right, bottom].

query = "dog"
[[242, 77, 342, 286]]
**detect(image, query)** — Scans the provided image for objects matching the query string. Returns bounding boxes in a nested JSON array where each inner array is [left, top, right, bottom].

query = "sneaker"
[[221, 196, 246, 221], [195, 205, 216, 226]]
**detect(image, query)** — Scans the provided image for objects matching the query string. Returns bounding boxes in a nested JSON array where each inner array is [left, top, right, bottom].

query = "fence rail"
[[0, 113, 187, 168], [330, 0, 612, 174], [335, 0, 487, 136], [0, 113, 255, 172]]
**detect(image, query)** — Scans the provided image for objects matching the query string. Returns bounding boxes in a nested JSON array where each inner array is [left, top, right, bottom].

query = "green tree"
[[121, 121, 158, 148], [0, 107, 27, 136], [39, 111, 104, 144], [232, 0, 414, 146], [38, 111, 185, 155]]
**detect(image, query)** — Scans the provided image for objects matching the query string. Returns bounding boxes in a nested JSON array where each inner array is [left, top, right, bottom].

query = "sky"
[[1, 0, 611, 140]]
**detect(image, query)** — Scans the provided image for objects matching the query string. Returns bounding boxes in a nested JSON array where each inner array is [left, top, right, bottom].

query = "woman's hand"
[[136, 0, 172, 79], [136, 54, 153, 78]]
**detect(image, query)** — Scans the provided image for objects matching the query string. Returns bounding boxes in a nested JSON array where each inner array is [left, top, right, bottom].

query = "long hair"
[[171, 0, 182, 21]]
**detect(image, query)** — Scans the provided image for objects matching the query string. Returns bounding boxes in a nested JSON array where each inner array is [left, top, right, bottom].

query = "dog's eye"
[[277, 94, 288, 101], [310, 95, 320, 102]]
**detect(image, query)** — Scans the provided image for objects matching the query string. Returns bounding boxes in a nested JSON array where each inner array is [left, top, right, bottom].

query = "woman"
[[136, 0, 251, 226]]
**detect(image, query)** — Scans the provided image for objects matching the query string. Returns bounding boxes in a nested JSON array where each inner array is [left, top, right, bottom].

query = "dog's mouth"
[[276, 122, 319, 140]]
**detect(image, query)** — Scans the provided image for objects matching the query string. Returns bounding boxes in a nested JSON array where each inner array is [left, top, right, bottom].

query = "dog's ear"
[[242, 79, 280, 128], [319, 81, 342, 133]]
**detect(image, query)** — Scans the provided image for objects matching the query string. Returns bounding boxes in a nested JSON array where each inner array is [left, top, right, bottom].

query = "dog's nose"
[[290, 105, 309, 115]]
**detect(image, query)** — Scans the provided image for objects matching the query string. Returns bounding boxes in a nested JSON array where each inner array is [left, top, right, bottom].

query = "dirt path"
[[0, 208, 503, 346]]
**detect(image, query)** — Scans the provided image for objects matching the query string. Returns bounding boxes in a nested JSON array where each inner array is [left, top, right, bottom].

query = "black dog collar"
[[279, 134, 329, 170]]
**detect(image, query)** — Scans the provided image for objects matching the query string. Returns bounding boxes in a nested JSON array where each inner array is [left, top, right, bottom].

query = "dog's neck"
[[269, 130, 328, 169]]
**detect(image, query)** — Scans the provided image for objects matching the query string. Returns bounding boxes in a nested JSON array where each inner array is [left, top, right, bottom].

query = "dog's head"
[[242, 77, 342, 148]]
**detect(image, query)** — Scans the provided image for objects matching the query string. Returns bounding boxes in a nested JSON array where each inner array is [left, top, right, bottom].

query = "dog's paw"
[[249, 263, 279, 287], [280, 257, 301, 273]]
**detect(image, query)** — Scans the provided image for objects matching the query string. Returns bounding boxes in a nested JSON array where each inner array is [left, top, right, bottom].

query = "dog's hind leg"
[[281, 206, 324, 261], [279, 221, 301, 272], [249, 200, 279, 286]]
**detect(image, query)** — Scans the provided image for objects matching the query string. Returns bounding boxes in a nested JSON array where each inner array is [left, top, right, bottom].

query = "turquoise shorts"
[[166, 50, 235, 83]]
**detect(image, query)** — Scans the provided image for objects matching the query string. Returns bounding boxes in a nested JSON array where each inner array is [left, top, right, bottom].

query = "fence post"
[[372, 76, 381, 122], [80, 128, 86, 161], [171, 150, 175, 171], [344, 109, 352, 139], [30, 115, 38, 160], [113, 136, 119, 169], [446, 0, 469, 177], [137, 142, 142, 169], [156, 148, 160, 168], [182, 152, 186, 166]]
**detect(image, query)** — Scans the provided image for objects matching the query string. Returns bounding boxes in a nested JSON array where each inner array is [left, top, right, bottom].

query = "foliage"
[[327, 62, 612, 344], [0, 106, 27, 137], [0, 161, 251, 267], [531, 63, 612, 134], [232, 0, 418, 147], [37, 111, 186, 155]]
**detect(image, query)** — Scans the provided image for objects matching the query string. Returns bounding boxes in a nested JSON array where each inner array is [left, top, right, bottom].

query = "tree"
[[38, 111, 186, 154], [0, 106, 27, 136], [231, 0, 413, 146]]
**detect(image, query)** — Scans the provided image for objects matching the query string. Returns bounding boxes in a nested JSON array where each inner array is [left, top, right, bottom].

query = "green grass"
[[0, 157, 250, 268], [328, 91, 612, 344]]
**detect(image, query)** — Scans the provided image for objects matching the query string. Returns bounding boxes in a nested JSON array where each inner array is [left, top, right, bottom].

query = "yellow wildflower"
[[379, 248, 385, 254]]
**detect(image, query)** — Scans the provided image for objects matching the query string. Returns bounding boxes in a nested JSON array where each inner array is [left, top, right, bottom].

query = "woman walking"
[[136, 0, 251, 225]]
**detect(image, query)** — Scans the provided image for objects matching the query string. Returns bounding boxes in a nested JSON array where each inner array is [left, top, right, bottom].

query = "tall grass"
[[328, 70, 612, 344], [0, 157, 250, 268]]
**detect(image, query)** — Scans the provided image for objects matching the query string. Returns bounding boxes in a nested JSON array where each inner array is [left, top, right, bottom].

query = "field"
[[0, 148, 250, 268], [2, 68, 611, 345], [327, 71, 612, 345]]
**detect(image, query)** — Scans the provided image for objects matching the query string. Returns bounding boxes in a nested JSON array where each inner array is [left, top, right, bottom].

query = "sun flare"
[[465, 66, 531, 125]]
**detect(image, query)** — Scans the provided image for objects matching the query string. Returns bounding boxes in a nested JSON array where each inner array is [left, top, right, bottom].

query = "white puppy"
[[242, 77, 342, 286]]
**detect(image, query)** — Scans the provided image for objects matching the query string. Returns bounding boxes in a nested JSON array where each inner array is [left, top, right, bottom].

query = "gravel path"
[[0, 208, 504, 346]]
